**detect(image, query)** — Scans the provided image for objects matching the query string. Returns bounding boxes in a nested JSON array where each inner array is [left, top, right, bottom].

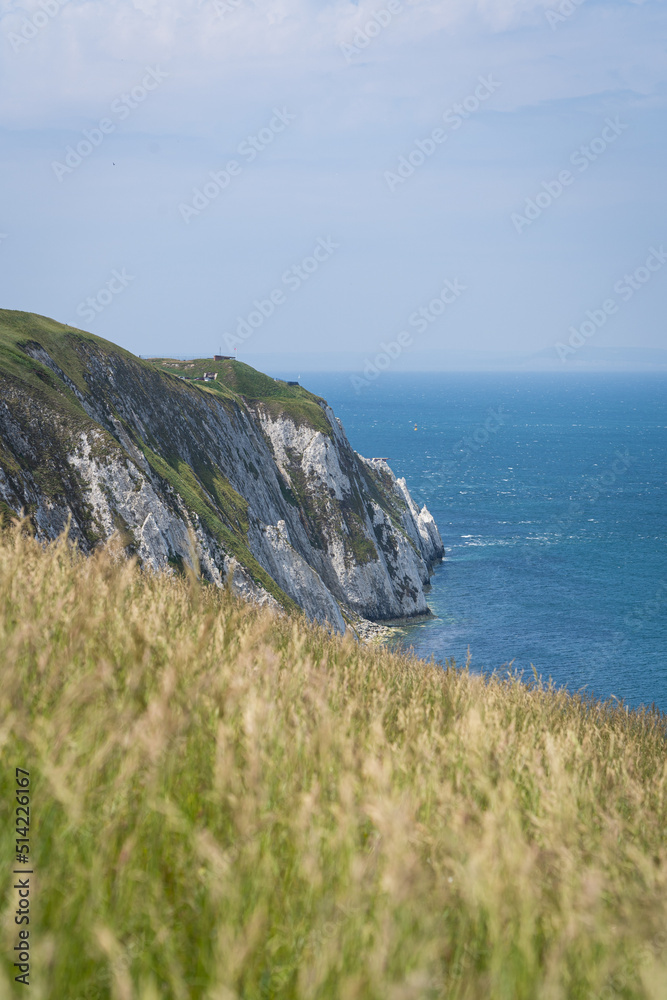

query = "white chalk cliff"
[[0, 311, 444, 633]]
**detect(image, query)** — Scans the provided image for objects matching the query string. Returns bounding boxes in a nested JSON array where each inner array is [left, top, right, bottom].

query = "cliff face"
[[0, 310, 444, 632]]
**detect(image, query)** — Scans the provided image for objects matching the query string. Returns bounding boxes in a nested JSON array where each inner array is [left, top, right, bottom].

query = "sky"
[[0, 0, 666, 371]]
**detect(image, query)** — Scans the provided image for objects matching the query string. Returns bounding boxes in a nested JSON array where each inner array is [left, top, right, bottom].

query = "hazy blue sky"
[[1, 0, 665, 369]]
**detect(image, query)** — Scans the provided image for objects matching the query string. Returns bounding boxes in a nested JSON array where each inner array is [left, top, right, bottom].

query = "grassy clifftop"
[[0, 310, 347, 610], [1, 523, 665, 999], [146, 355, 332, 437], [0, 309, 331, 437]]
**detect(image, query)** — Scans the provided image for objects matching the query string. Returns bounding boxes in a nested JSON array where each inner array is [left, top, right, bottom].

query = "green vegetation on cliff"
[[0, 309, 342, 610], [1, 524, 665, 1000], [147, 355, 332, 437], [0, 309, 331, 444]]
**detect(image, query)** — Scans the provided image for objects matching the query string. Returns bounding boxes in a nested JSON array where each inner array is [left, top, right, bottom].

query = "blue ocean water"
[[287, 372, 667, 713]]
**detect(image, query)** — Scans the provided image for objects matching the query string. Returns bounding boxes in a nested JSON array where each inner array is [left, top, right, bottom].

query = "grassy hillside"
[[1, 522, 666, 1000], [0, 310, 344, 609], [0, 310, 333, 440], [146, 356, 332, 437]]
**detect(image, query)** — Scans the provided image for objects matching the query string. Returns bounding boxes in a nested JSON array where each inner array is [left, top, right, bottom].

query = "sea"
[[284, 371, 667, 713]]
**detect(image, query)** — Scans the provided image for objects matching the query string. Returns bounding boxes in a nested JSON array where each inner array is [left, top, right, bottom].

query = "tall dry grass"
[[0, 523, 666, 1000]]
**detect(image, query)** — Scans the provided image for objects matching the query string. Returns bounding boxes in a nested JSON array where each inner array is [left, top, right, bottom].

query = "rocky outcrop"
[[253, 409, 443, 622], [0, 310, 444, 633]]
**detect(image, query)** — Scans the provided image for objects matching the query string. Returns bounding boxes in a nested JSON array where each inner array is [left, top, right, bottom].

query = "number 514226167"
[[15, 768, 30, 864]]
